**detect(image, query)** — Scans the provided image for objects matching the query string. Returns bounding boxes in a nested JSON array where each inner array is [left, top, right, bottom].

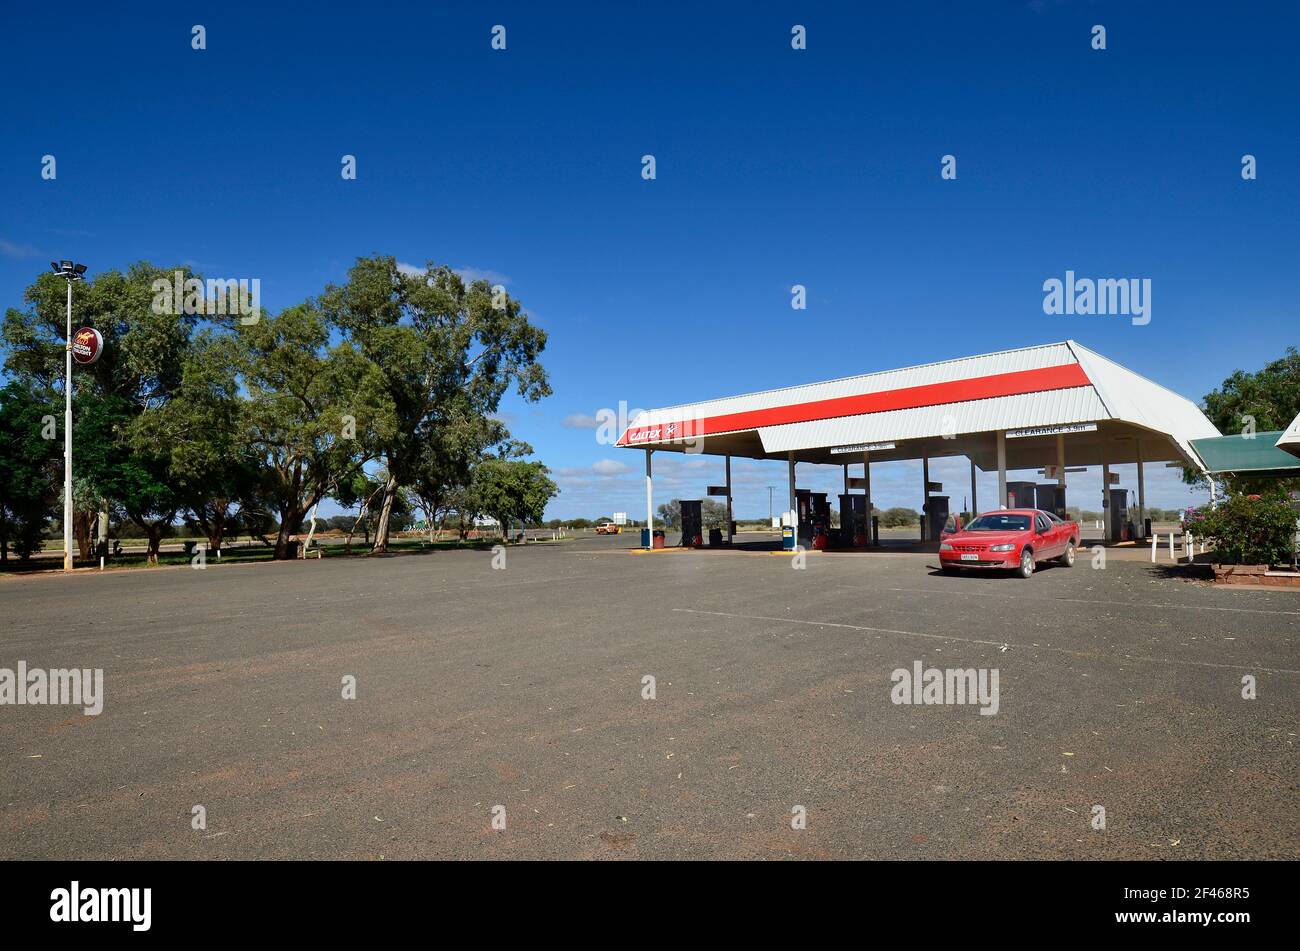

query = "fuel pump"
[[1006, 481, 1038, 509], [924, 495, 950, 542], [838, 494, 869, 547], [795, 489, 813, 547], [1107, 488, 1131, 541], [796, 489, 830, 549], [679, 499, 703, 548], [1036, 484, 1066, 518]]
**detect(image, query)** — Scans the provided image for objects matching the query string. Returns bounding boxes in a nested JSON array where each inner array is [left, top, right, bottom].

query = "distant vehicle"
[[938, 509, 1079, 579], [595, 522, 621, 535]]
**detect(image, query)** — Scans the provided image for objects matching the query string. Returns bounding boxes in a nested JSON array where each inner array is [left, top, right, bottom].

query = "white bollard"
[[1169, 532, 1175, 561], [1187, 533, 1194, 563], [1150, 534, 1157, 562]]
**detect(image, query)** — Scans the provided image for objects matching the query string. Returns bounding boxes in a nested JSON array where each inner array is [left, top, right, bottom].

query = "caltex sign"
[[71, 327, 104, 366]]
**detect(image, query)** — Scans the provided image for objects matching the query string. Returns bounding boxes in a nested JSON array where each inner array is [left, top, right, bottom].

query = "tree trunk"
[[74, 509, 94, 561], [146, 526, 162, 565], [207, 500, 230, 555], [274, 510, 302, 560], [370, 473, 400, 554]]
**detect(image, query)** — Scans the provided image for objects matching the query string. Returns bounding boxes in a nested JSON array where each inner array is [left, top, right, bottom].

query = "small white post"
[[1169, 532, 1175, 562], [1150, 534, 1157, 563]]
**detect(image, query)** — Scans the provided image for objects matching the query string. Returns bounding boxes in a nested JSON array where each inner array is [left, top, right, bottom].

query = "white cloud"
[[563, 413, 600, 429], [396, 261, 512, 287], [592, 459, 632, 476], [0, 237, 41, 259]]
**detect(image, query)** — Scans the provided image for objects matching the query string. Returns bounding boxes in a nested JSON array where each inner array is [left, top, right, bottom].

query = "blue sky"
[[2, 1, 1297, 519]]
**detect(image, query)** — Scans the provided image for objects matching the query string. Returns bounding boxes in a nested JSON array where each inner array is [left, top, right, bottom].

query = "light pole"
[[52, 260, 87, 572]]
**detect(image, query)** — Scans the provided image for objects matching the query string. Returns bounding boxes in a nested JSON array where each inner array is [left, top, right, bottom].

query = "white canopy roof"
[[618, 341, 1220, 472]]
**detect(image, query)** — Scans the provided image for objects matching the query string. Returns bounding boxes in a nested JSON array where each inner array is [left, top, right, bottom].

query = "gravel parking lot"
[[2, 534, 1296, 859]]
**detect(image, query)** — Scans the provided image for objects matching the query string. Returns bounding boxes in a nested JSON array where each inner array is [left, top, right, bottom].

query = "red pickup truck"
[[939, 509, 1080, 579]]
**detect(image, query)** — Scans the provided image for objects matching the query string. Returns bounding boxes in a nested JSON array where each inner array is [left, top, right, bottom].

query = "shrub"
[[1192, 494, 1298, 566], [880, 507, 920, 528]]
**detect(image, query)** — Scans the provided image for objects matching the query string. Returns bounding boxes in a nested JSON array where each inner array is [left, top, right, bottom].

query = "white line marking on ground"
[[672, 608, 1300, 675], [872, 587, 1300, 618]]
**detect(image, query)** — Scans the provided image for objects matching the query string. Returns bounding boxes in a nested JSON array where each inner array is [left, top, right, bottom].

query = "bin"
[[782, 526, 796, 551], [642, 529, 666, 549], [708, 528, 723, 546]]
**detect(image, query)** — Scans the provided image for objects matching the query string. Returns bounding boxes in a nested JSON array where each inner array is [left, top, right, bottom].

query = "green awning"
[[1190, 431, 1300, 476]]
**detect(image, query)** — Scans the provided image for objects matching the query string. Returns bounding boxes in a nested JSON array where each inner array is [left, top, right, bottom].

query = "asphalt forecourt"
[[2, 532, 1295, 866]]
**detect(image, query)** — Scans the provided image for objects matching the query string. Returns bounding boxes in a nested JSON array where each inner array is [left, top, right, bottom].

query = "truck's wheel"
[[1057, 541, 1076, 567], [1016, 548, 1035, 579]]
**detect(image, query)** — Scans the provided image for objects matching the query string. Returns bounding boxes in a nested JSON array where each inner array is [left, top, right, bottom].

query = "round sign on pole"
[[71, 327, 103, 366]]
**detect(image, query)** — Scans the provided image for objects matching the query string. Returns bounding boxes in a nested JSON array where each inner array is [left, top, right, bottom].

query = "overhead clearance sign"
[[1005, 423, 1097, 439], [830, 442, 895, 454]]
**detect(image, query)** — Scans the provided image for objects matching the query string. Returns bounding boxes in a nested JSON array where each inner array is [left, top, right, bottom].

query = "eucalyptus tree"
[[319, 256, 549, 553], [131, 331, 262, 555], [232, 303, 395, 559], [2, 263, 198, 562], [466, 458, 559, 541], [0, 380, 61, 561]]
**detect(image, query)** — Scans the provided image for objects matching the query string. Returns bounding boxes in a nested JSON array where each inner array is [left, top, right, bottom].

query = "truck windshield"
[[964, 514, 1031, 532]]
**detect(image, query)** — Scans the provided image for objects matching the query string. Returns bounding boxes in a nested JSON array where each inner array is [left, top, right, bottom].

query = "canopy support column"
[[644, 449, 654, 548], [725, 454, 733, 544], [996, 430, 1008, 508], [1136, 441, 1146, 540], [1102, 448, 1112, 543], [921, 453, 930, 540], [969, 458, 978, 518], [863, 451, 873, 543], [787, 452, 796, 527]]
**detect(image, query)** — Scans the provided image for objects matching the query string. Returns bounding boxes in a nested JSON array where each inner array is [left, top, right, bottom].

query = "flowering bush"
[[1193, 494, 1298, 566]]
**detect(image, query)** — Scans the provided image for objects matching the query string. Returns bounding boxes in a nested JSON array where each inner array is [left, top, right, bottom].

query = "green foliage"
[[656, 499, 682, 528], [1202, 347, 1300, 434], [0, 381, 61, 559], [233, 303, 395, 555], [880, 506, 920, 528], [467, 459, 559, 536], [319, 257, 550, 550], [1185, 347, 1300, 491], [1187, 494, 1298, 566], [1, 256, 556, 566], [701, 498, 729, 529]]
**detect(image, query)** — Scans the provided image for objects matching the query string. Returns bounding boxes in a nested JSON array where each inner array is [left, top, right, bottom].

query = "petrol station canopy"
[[1190, 431, 1300, 478], [616, 340, 1221, 473]]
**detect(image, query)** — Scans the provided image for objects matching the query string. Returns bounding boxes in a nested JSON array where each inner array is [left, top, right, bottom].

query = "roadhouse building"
[[618, 341, 1220, 547]]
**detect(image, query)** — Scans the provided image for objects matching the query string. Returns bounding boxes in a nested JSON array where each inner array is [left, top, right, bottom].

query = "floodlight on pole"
[[56, 261, 88, 572]]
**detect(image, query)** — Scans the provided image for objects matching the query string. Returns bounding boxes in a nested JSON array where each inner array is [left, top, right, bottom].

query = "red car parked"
[[938, 509, 1079, 578]]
